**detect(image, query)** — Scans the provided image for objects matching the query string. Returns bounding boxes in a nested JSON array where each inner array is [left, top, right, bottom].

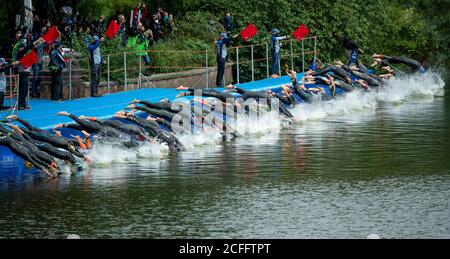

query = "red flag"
[[240, 24, 258, 42], [105, 20, 121, 39], [43, 26, 60, 44], [292, 24, 309, 41], [20, 50, 38, 69]]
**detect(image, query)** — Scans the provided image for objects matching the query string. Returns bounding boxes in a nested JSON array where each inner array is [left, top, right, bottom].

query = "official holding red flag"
[[270, 29, 290, 78], [215, 32, 239, 87], [13, 37, 45, 110]]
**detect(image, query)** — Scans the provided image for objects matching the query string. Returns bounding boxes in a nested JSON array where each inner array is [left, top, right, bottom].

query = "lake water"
[[0, 72, 448, 239]]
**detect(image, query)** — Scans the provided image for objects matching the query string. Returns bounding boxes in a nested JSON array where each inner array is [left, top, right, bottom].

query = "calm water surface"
[[0, 77, 449, 239]]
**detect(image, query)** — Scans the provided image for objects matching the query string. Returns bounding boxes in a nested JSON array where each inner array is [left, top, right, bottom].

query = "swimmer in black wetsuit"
[[127, 104, 178, 122], [224, 85, 295, 119], [0, 132, 54, 177], [310, 65, 352, 84], [1, 123, 59, 171], [7, 115, 91, 163], [115, 111, 184, 151], [7, 124, 83, 172], [176, 86, 236, 103], [372, 54, 425, 74], [285, 70, 331, 103], [334, 62, 384, 88], [76, 115, 152, 142], [55, 112, 123, 139]]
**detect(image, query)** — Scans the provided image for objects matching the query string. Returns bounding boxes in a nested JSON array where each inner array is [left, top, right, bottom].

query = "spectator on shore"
[[96, 16, 107, 35], [150, 14, 163, 42], [167, 14, 175, 34], [88, 36, 104, 98], [11, 31, 23, 62], [48, 41, 67, 101], [61, 0, 74, 25], [221, 13, 234, 33], [61, 20, 74, 49], [32, 15, 41, 36], [209, 16, 217, 33], [0, 58, 9, 110], [132, 2, 149, 27], [31, 25, 48, 98], [117, 14, 128, 46], [83, 25, 92, 44], [141, 28, 153, 76]]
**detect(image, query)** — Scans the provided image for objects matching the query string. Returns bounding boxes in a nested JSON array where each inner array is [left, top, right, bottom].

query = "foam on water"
[[86, 141, 167, 166], [292, 71, 445, 123]]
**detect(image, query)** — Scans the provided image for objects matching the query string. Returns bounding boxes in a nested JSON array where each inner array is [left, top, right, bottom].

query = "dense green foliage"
[[74, 0, 448, 81], [0, 0, 448, 81]]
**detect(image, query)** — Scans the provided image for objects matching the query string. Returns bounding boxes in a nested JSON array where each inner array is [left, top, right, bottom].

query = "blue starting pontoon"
[[0, 73, 348, 176]]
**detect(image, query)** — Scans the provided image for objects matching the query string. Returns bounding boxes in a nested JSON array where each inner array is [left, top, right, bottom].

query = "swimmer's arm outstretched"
[[5, 124, 25, 135], [54, 123, 86, 132], [7, 116, 40, 132]]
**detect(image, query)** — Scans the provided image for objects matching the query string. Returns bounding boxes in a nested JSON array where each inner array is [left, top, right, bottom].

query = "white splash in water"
[[292, 71, 445, 123], [86, 141, 166, 166]]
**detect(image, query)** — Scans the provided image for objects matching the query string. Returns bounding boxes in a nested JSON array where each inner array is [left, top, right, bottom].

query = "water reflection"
[[0, 81, 449, 239]]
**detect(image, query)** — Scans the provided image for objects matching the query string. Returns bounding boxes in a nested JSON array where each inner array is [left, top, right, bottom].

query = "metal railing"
[[0, 36, 318, 115]]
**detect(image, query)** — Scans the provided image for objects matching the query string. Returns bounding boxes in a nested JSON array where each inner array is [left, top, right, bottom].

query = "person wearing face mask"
[[48, 41, 67, 101]]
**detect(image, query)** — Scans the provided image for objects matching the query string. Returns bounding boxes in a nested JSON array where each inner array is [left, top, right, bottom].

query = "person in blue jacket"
[[215, 32, 235, 88], [271, 29, 290, 78], [88, 35, 104, 97], [343, 37, 368, 73]]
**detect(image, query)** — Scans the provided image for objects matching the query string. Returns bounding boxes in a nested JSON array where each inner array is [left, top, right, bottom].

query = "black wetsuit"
[[291, 82, 315, 103], [134, 106, 178, 121], [312, 66, 352, 83], [334, 80, 354, 92], [63, 114, 123, 138], [311, 76, 330, 86], [125, 116, 184, 151], [138, 101, 184, 113], [0, 125, 56, 166], [233, 87, 294, 119], [274, 92, 297, 107], [139, 101, 204, 124], [93, 119, 147, 137], [0, 134, 50, 172], [351, 70, 382, 88], [381, 55, 424, 73], [15, 117, 85, 159], [182, 88, 236, 103]]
